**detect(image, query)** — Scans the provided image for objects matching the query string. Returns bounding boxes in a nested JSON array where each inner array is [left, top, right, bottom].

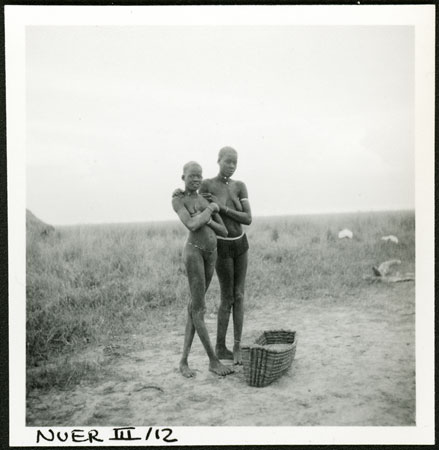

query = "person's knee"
[[234, 290, 245, 305], [219, 303, 232, 313], [220, 292, 234, 310], [191, 305, 206, 321]]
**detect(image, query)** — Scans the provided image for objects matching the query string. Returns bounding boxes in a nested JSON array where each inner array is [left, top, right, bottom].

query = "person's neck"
[[216, 173, 231, 184]]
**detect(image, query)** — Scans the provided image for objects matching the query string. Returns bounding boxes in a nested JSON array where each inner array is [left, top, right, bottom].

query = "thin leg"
[[232, 250, 248, 364], [179, 246, 196, 377], [215, 256, 235, 360], [204, 249, 217, 290], [184, 245, 233, 376], [180, 304, 196, 377]]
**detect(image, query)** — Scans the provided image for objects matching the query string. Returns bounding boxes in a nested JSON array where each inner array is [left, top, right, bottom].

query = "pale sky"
[[26, 25, 414, 225]]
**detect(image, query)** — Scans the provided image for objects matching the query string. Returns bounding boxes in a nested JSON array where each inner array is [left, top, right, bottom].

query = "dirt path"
[[27, 283, 415, 426]]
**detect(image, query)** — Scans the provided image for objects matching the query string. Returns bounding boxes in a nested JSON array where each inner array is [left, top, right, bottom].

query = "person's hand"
[[172, 188, 184, 198], [201, 192, 218, 203], [201, 193, 224, 210], [208, 202, 220, 213]]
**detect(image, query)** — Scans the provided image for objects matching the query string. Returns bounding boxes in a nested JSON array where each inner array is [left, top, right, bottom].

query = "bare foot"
[[179, 361, 196, 378], [209, 360, 234, 376], [233, 343, 242, 365], [216, 345, 233, 360]]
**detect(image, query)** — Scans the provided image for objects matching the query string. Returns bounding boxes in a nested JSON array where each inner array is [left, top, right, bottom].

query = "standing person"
[[172, 161, 234, 377], [199, 147, 252, 365]]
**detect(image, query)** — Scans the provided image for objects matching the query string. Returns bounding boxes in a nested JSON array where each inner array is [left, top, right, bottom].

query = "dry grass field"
[[26, 210, 415, 426]]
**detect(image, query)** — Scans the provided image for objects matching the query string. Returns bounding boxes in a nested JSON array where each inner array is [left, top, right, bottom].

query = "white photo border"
[[6, 4, 435, 446]]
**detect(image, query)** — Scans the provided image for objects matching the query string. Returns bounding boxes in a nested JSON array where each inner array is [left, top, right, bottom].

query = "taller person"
[[200, 147, 252, 364]]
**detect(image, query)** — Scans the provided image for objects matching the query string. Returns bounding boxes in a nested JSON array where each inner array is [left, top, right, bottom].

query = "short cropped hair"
[[183, 161, 202, 174], [218, 146, 237, 162]]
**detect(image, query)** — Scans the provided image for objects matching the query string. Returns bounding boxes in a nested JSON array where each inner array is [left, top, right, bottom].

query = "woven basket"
[[241, 330, 297, 387]]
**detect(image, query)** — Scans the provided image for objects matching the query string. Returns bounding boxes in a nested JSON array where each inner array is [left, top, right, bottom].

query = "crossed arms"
[[171, 197, 228, 237]]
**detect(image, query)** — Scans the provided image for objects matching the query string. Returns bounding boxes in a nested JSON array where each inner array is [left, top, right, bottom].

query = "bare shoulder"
[[200, 178, 213, 188], [199, 178, 213, 193], [233, 180, 249, 196], [234, 179, 247, 188], [172, 195, 186, 212]]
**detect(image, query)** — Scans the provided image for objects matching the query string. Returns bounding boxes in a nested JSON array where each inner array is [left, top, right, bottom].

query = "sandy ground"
[[27, 282, 415, 426]]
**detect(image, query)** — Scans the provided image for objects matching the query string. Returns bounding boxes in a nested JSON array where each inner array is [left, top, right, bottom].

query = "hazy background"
[[26, 26, 414, 225]]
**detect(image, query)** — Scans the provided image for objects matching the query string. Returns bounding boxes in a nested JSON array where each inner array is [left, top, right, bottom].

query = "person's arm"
[[172, 197, 219, 232], [232, 181, 252, 225], [202, 182, 252, 225], [222, 197, 252, 225], [207, 212, 228, 237]]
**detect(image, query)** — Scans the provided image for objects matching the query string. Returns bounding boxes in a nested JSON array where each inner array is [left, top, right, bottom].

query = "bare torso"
[[200, 179, 245, 237], [182, 194, 218, 251]]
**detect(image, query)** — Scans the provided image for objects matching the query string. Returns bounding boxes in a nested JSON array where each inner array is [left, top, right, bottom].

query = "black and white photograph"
[[6, 4, 435, 446]]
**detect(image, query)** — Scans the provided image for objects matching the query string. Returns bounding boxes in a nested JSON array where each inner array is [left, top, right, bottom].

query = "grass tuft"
[[27, 358, 105, 391]]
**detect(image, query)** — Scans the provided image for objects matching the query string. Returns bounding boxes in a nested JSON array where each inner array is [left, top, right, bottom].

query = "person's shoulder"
[[232, 180, 249, 198], [200, 178, 214, 187], [172, 193, 186, 211], [199, 178, 213, 192], [233, 179, 247, 190]]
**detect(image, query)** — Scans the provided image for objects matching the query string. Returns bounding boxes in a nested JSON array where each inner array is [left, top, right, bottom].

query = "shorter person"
[[172, 161, 234, 377]]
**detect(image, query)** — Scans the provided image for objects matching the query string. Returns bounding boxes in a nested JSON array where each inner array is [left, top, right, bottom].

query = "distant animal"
[[372, 259, 402, 277], [367, 259, 414, 283], [372, 266, 382, 277], [338, 229, 353, 239], [381, 235, 399, 244], [26, 209, 55, 236]]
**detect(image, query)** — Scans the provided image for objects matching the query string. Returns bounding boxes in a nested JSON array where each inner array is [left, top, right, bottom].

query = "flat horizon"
[[33, 207, 415, 228]]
